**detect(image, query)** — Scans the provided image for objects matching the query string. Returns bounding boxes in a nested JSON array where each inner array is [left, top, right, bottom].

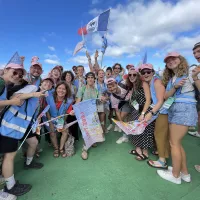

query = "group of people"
[[0, 42, 200, 200]]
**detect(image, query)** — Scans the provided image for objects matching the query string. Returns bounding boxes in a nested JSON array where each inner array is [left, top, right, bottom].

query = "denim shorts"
[[168, 102, 198, 126]]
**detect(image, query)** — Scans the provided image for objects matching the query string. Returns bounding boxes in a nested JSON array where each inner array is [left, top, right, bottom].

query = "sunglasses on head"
[[140, 70, 152, 75], [128, 73, 137, 77], [13, 71, 23, 79]]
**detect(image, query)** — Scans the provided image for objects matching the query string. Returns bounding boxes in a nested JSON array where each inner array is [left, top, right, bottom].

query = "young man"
[[190, 42, 200, 173], [188, 42, 200, 138], [105, 78, 130, 144], [73, 65, 86, 89]]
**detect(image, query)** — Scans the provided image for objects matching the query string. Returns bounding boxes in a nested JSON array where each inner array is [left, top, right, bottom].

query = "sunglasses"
[[140, 70, 152, 75], [13, 71, 23, 78], [114, 67, 121, 70], [128, 74, 137, 77]]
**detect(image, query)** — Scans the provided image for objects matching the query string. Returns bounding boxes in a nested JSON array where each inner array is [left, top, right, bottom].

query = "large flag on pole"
[[73, 41, 85, 56], [78, 9, 110, 35]]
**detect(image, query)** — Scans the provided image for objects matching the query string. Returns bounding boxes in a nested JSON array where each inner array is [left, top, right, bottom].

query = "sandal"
[[135, 154, 149, 161], [60, 149, 67, 158], [81, 150, 88, 160], [53, 149, 60, 158], [147, 159, 168, 169], [194, 165, 200, 172], [92, 143, 97, 148], [151, 150, 158, 156], [129, 149, 139, 156]]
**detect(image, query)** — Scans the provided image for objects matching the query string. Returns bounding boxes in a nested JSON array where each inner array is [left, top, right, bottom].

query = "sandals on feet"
[[151, 150, 158, 156], [147, 159, 168, 169], [53, 149, 60, 158], [129, 149, 139, 156], [135, 154, 149, 161], [60, 149, 67, 158], [81, 150, 88, 160]]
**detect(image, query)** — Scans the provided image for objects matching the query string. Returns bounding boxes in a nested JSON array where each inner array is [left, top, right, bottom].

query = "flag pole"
[[81, 22, 88, 52], [100, 8, 111, 68]]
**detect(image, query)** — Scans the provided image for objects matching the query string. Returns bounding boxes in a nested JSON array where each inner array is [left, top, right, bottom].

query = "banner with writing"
[[73, 99, 104, 150], [112, 114, 158, 135]]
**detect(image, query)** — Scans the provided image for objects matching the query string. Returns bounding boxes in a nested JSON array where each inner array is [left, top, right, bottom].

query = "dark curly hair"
[[112, 63, 122, 72], [62, 71, 75, 82]]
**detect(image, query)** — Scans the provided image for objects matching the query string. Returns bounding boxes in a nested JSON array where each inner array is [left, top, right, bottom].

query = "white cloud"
[[48, 46, 55, 51], [44, 54, 60, 65], [89, 0, 200, 57], [65, 48, 73, 55], [69, 52, 97, 65], [44, 59, 60, 65], [0, 63, 5, 69], [89, 8, 103, 16]]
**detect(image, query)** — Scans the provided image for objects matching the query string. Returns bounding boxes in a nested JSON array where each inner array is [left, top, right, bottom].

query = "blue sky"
[[0, 0, 199, 75]]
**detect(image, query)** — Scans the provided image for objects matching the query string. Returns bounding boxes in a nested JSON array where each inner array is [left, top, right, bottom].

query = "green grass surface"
[[13, 131, 200, 200]]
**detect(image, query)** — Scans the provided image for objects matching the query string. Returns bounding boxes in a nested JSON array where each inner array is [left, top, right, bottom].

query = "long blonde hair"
[[162, 56, 189, 87]]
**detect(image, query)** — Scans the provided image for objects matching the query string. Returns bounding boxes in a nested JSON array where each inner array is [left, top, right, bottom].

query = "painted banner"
[[112, 114, 158, 135], [112, 119, 148, 135], [73, 99, 104, 150]]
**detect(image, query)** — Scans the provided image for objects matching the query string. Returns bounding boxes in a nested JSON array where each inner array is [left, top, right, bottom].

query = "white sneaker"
[[107, 124, 113, 131], [188, 131, 200, 138], [168, 166, 191, 183], [118, 128, 122, 133], [0, 191, 17, 200], [114, 125, 118, 132], [157, 169, 181, 184], [116, 135, 128, 144]]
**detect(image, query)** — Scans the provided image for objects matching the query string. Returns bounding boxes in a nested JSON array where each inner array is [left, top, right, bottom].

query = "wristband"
[[150, 110, 156, 116]]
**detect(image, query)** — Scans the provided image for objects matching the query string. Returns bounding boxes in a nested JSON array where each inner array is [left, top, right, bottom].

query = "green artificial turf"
[[11, 131, 200, 200]]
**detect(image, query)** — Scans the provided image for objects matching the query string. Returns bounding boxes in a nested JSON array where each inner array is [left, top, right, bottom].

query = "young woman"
[[62, 71, 79, 140], [46, 81, 72, 158], [105, 77, 132, 144], [76, 72, 106, 160], [112, 63, 123, 83], [96, 69, 108, 133], [0, 59, 28, 199], [157, 52, 197, 184], [49, 66, 62, 86], [127, 67, 154, 160], [0, 56, 45, 197]]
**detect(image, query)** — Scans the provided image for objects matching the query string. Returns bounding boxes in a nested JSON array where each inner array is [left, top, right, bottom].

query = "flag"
[[73, 41, 85, 56], [78, 9, 110, 35], [72, 99, 104, 150], [6, 52, 22, 66], [101, 36, 108, 54], [142, 51, 147, 64]]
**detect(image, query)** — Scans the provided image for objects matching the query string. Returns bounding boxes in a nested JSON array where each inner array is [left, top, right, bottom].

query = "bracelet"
[[173, 85, 178, 90]]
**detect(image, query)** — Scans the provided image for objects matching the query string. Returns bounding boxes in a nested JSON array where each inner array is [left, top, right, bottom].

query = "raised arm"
[[86, 51, 93, 72], [94, 50, 100, 70]]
